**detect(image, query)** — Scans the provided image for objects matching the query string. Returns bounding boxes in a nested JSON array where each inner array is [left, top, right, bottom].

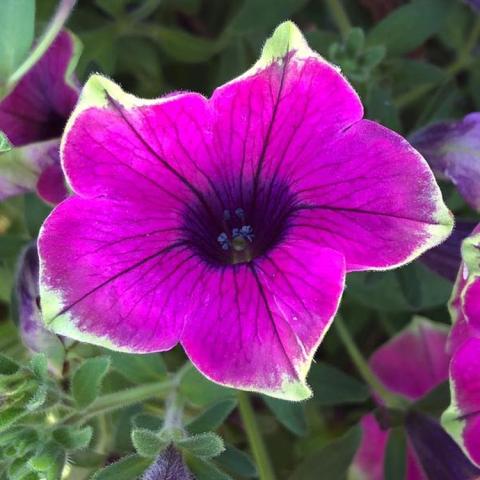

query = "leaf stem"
[[324, 0, 352, 40], [237, 392, 276, 480], [67, 379, 173, 425], [334, 315, 405, 409]]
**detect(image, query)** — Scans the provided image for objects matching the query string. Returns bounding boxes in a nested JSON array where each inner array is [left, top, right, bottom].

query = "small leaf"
[[308, 362, 369, 406], [384, 428, 407, 480], [132, 428, 166, 458], [29, 353, 48, 380], [290, 425, 362, 480], [178, 433, 225, 459], [92, 454, 152, 480], [186, 455, 232, 480], [26, 383, 48, 411], [215, 444, 257, 478], [29, 442, 64, 474], [71, 356, 110, 409], [187, 399, 237, 435], [0, 354, 20, 376], [262, 396, 307, 436], [53, 426, 93, 450], [0, 408, 26, 432]]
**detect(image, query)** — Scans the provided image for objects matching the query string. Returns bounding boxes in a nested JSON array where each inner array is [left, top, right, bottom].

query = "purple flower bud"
[[411, 113, 480, 211], [14, 243, 65, 373], [142, 445, 194, 480]]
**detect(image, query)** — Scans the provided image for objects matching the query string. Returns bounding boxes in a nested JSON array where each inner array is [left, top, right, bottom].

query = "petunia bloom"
[[0, 30, 80, 204], [351, 317, 450, 480], [411, 113, 480, 212], [442, 225, 480, 466], [38, 22, 452, 400]]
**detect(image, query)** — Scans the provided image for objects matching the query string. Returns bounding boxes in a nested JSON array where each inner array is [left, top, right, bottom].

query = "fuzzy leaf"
[[71, 356, 110, 409], [178, 433, 225, 459], [92, 454, 152, 480], [0, 354, 20, 376], [132, 428, 166, 458], [53, 425, 93, 450], [29, 353, 48, 381]]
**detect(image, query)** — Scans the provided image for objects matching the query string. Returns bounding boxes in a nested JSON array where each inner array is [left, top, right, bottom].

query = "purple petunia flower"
[[38, 22, 452, 400], [411, 113, 480, 212], [465, 0, 480, 11], [442, 224, 480, 466], [351, 317, 450, 480], [0, 30, 80, 204]]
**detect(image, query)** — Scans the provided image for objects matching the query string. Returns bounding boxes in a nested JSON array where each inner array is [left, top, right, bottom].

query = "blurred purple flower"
[[0, 30, 80, 204], [14, 243, 65, 373], [38, 22, 451, 400], [411, 113, 480, 211], [351, 317, 450, 479], [465, 0, 480, 11]]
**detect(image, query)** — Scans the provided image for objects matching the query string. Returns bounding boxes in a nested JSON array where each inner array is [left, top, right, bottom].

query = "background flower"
[[0, 30, 80, 204]]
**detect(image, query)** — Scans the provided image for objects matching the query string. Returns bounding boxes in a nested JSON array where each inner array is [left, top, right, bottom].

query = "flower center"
[[182, 179, 298, 267]]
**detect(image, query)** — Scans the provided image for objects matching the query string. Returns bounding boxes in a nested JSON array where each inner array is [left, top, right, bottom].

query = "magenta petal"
[[293, 120, 452, 272], [443, 338, 480, 466], [0, 30, 79, 146], [181, 241, 345, 400], [370, 317, 449, 400], [36, 161, 68, 204], [39, 196, 192, 352]]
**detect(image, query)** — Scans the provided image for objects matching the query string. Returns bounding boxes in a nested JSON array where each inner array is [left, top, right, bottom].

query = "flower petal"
[[39, 196, 196, 352], [0, 30, 79, 146], [0, 139, 60, 201], [443, 338, 480, 467], [181, 241, 345, 401], [293, 120, 453, 271], [369, 317, 449, 400], [411, 113, 480, 211]]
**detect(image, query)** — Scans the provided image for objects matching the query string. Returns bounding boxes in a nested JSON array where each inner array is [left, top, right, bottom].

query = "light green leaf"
[[178, 433, 225, 459], [53, 426, 93, 451], [131, 428, 165, 458], [71, 356, 110, 409]]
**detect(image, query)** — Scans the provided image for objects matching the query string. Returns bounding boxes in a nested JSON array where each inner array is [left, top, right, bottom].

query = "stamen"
[[217, 232, 230, 250]]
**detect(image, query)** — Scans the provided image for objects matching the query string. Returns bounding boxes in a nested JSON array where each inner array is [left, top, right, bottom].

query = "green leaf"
[[413, 381, 450, 417], [384, 427, 407, 480], [262, 396, 307, 436], [187, 399, 237, 435], [0, 0, 35, 80], [52, 426, 93, 450], [290, 425, 362, 480], [29, 354, 48, 381], [366, 83, 401, 131], [0, 131, 12, 153], [308, 362, 369, 406], [0, 354, 20, 376], [187, 455, 232, 480], [92, 454, 152, 480], [180, 365, 234, 406], [146, 26, 227, 63], [367, 0, 450, 56], [228, 0, 308, 34], [131, 428, 165, 458], [28, 442, 65, 477], [71, 356, 110, 409], [178, 433, 225, 459], [215, 444, 257, 478], [132, 413, 164, 432], [0, 408, 26, 432], [304, 30, 339, 57], [26, 383, 48, 411], [110, 351, 167, 384]]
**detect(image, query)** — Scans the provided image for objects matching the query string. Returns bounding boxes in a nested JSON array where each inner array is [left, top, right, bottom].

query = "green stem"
[[396, 17, 480, 109], [67, 379, 173, 425], [334, 315, 405, 409], [324, 0, 351, 40], [238, 392, 276, 480]]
